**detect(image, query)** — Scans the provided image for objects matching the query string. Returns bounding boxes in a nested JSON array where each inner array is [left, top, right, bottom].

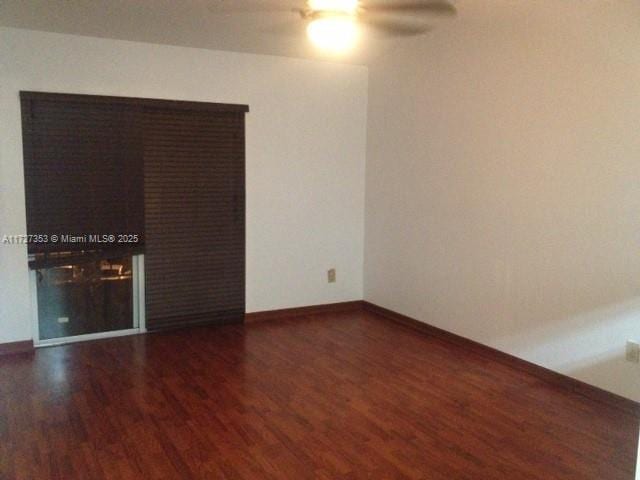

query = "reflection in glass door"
[[30, 254, 145, 346]]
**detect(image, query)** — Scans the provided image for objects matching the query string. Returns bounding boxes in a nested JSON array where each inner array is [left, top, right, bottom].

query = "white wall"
[[0, 27, 368, 343], [365, 0, 640, 401]]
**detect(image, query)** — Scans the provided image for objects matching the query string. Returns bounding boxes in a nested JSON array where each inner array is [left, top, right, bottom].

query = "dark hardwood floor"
[[1, 310, 638, 479]]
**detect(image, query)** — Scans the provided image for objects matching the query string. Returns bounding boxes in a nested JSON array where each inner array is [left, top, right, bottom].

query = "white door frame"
[[30, 254, 146, 348]]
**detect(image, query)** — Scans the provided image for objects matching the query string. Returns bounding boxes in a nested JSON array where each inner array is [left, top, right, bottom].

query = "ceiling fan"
[[215, 0, 457, 53]]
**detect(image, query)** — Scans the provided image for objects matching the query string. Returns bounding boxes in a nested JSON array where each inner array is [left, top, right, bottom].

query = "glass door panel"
[[36, 255, 134, 340]]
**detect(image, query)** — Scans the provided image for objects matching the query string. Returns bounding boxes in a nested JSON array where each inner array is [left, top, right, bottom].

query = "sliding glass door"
[[20, 92, 247, 341]]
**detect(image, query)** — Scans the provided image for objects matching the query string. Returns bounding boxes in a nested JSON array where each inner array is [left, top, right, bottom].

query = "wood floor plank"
[[0, 310, 637, 479]]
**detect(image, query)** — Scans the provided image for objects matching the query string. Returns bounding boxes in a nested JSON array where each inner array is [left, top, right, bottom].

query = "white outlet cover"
[[57, 317, 70, 324]]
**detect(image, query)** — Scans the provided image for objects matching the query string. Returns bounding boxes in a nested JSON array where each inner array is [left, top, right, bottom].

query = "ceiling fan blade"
[[360, 16, 432, 36], [362, 1, 457, 17]]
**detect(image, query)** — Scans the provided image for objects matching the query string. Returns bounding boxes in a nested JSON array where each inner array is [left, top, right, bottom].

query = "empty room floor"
[[1, 310, 637, 479]]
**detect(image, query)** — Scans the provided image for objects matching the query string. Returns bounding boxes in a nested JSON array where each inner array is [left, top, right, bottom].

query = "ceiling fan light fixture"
[[307, 15, 359, 53], [308, 0, 359, 14]]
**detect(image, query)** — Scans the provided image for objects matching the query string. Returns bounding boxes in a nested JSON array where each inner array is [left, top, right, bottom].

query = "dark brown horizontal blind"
[[143, 107, 246, 329], [21, 91, 247, 329], [20, 92, 144, 254]]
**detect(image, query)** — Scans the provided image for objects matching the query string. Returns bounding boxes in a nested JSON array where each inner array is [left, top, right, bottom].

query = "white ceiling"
[[0, 0, 460, 65]]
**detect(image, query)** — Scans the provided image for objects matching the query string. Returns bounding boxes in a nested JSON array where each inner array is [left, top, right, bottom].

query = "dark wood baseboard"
[[0, 340, 35, 357], [245, 301, 364, 323], [362, 301, 640, 418]]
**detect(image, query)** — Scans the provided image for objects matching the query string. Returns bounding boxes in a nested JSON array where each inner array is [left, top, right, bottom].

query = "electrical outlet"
[[625, 341, 639, 363], [327, 268, 336, 283], [57, 317, 69, 324]]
